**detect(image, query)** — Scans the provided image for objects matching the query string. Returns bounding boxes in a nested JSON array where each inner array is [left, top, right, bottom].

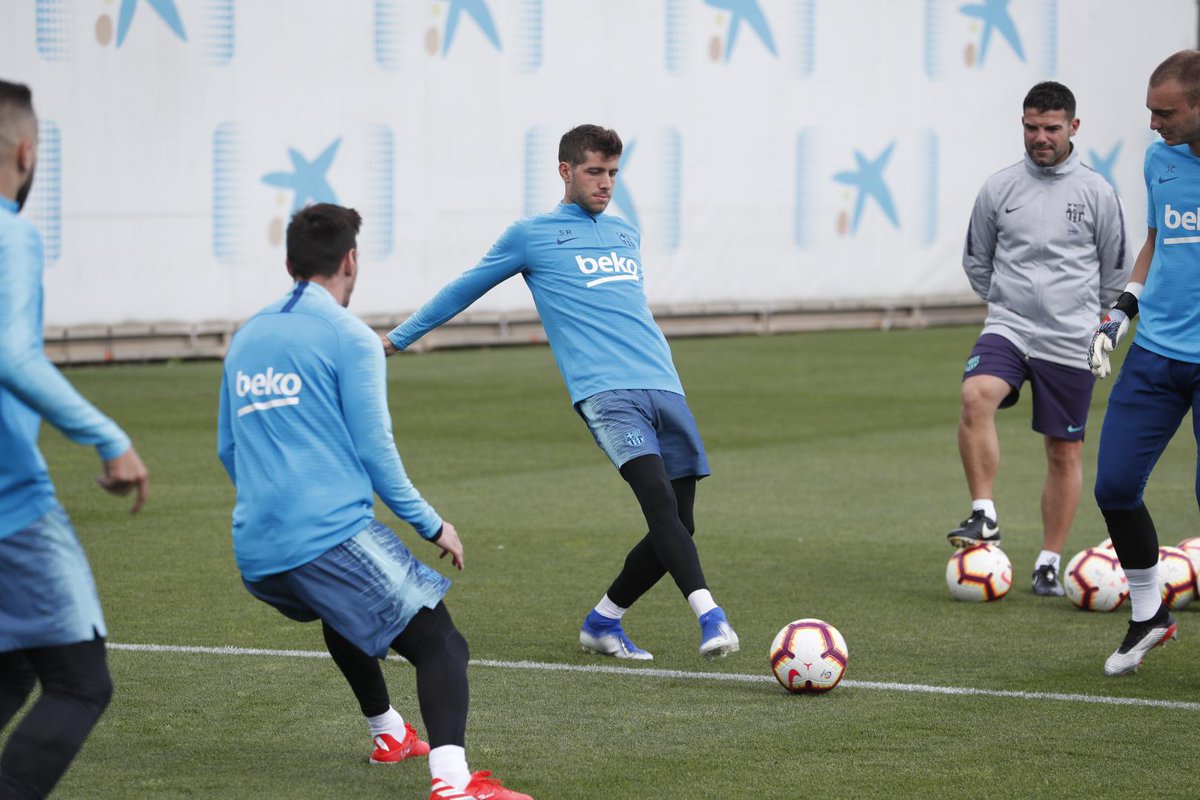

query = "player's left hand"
[[433, 521, 464, 570], [1087, 310, 1129, 379], [97, 445, 150, 514], [380, 335, 398, 357]]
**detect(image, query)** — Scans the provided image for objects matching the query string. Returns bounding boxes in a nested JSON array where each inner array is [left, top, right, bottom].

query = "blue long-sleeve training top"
[[217, 280, 442, 582], [1137, 140, 1200, 364], [0, 197, 130, 540], [387, 203, 684, 405]]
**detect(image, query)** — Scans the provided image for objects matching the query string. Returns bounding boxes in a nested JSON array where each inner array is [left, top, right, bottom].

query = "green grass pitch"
[[14, 326, 1200, 799]]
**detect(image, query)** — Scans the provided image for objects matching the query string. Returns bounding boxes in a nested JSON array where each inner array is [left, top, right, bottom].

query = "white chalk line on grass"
[[108, 642, 1200, 712]]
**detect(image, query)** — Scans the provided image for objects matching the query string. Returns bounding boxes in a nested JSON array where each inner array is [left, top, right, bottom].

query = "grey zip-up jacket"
[[964, 147, 1126, 368]]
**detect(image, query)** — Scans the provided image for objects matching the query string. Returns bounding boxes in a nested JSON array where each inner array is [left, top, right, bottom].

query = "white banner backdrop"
[[1, 0, 1194, 326]]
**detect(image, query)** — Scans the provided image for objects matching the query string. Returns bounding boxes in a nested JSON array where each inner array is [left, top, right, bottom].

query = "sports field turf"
[[17, 325, 1200, 799]]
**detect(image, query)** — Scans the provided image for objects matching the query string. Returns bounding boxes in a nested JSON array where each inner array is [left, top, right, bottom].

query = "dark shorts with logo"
[[575, 389, 711, 479], [962, 333, 1095, 441]]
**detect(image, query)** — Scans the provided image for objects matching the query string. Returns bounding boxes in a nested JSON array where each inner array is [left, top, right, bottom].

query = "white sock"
[[367, 706, 404, 738], [1035, 550, 1060, 570], [1124, 566, 1162, 622], [429, 744, 471, 790], [972, 499, 997, 522], [594, 594, 626, 620], [687, 589, 717, 618]]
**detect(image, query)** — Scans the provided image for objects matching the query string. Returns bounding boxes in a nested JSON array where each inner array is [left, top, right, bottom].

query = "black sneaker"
[[947, 510, 1000, 548], [1104, 606, 1178, 676], [1031, 563, 1066, 597]]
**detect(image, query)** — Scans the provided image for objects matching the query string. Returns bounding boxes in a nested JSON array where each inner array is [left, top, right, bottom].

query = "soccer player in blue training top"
[[0, 80, 150, 799], [949, 81, 1127, 597], [382, 124, 738, 661], [1088, 50, 1200, 676], [217, 204, 531, 800]]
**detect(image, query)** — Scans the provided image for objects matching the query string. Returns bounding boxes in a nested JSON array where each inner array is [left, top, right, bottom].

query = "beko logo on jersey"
[[1161, 204, 1200, 245], [575, 252, 640, 288], [235, 368, 303, 417]]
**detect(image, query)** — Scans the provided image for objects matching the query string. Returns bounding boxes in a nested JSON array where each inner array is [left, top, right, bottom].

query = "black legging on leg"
[[322, 622, 391, 719], [0, 638, 113, 800], [1101, 503, 1161, 570], [388, 602, 469, 749], [607, 455, 705, 608]]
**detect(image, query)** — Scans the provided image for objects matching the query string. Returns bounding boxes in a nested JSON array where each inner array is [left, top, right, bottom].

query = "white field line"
[[108, 642, 1200, 712]]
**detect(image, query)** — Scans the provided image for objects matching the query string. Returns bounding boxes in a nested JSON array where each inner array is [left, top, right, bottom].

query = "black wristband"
[[429, 524, 444, 543], [1113, 291, 1139, 319]]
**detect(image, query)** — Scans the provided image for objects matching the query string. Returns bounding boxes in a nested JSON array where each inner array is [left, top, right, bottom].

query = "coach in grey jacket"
[[947, 82, 1127, 598]]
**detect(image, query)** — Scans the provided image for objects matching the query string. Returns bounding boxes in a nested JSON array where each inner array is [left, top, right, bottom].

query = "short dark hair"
[[1150, 50, 1200, 105], [0, 80, 35, 136], [1023, 81, 1075, 118], [286, 203, 362, 280], [558, 124, 622, 166]]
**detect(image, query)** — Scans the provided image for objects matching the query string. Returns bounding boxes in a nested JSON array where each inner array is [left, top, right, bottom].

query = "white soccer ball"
[[1158, 546, 1198, 610], [1178, 537, 1200, 573], [769, 618, 848, 694], [946, 544, 1012, 602], [1063, 547, 1128, 612], [1097, 537, 1115, 550]]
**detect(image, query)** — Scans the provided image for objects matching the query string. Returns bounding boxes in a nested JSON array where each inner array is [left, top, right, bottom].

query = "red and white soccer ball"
[[1063, 547, 1128, 612], [1097, 537, 1115, 550], [769, 619, 848, 694], [1158, 546, 1199, 610], [946, 544, 1012, 602], [1178, 537, 1200, 573]]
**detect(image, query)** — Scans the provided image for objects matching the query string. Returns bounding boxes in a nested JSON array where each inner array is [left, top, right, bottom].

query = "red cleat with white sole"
[[369, 722, 430, 764], [428, 772, 533, 800]]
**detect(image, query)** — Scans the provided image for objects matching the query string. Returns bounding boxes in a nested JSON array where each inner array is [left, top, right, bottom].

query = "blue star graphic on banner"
[[960, 0, 1025, 65], [610, 140, 640, 231], [1088, 142, 1121, 191], [116, 0, 187, 47], [442, 0, 502, 54], [833, 143, 900, 235], [704, 0, 777, 61], [261, 139, 342, 214]]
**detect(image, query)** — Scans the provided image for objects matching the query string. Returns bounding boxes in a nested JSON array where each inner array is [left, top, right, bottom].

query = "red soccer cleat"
[[429, 778, 474, 799], [465, 770, 534, 800], [369, 722, 430, 764]]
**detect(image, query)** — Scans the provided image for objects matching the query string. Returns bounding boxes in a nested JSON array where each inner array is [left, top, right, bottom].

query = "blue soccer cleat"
[[579, 610, 653, 660], [698, 607, 740, 659]]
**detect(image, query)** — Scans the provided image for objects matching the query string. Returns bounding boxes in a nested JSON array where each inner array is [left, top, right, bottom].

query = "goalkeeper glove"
[[1088, 284, 1142, 378]]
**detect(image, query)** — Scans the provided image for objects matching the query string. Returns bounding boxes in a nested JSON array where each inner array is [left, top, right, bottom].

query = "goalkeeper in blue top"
[[1089, 50, 1200, 677], [384, 124, 738, 661], [218, 204, 531, 800]]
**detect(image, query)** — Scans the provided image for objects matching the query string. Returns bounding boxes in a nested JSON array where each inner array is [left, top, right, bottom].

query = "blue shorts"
[[0, 505, 107, 653], [243, 521, 450, 659], [963, 333, 1095, 441], [1094, 342, 1200, 510], [575, 389, 711, 480]]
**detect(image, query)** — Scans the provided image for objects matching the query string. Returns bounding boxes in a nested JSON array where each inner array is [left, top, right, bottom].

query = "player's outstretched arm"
[[97, 446, 150, 514], [432, 521, 464, 570], [1089, 228, 1154, 378], [384, 222, 528, 355]]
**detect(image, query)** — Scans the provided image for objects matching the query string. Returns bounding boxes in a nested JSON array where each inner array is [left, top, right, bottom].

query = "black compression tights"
[[0, 638, 113, 800], [606, 454, 707, 608], [1101, 503, 1160, 570], [322, 602, 469, 748]]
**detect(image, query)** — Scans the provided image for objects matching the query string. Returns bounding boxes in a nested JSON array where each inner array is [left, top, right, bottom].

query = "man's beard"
[[15, 165, 34, 211]]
